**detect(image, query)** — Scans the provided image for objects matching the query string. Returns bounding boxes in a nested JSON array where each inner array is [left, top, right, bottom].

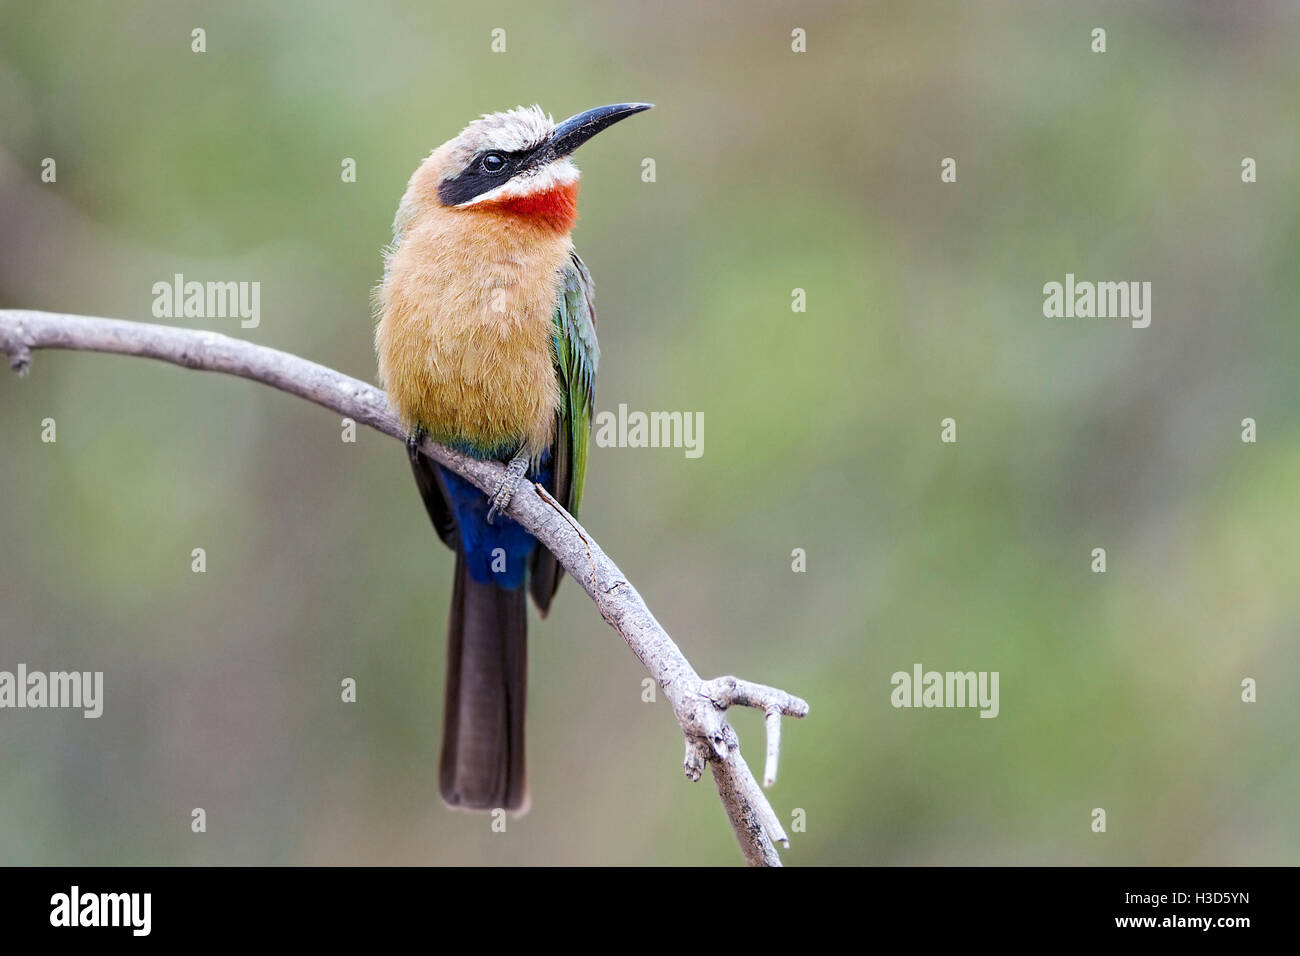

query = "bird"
[[375, 103, 651, 812]]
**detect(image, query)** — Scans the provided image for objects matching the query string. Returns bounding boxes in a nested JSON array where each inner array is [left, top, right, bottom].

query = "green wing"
[[529, 250, 599, 613]]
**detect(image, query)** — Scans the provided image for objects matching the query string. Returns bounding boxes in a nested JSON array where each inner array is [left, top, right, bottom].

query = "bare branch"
[[1, 309, 809, 866], [764, 709, 782, 788]]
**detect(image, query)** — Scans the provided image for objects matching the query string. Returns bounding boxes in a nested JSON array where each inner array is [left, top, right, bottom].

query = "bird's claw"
[[487, 455, 529, 525], [406, 425, 427, 463]]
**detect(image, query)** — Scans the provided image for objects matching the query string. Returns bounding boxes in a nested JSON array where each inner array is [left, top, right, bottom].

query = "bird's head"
[[403, 103, 651, 234]]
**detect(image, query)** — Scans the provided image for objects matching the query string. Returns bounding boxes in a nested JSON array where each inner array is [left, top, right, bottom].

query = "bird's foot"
[[406, 425, 428, 463], [487, 455, 529, 525]]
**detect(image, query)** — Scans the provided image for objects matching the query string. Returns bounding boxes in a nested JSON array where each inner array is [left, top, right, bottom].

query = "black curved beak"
[[549, 103, 653, 157]]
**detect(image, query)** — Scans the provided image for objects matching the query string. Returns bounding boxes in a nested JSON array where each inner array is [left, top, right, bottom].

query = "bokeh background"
[[1, 0, 1297, 865]]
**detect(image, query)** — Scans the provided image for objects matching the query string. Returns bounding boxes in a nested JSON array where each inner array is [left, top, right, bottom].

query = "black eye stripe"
[[438, 143, 551, 206]]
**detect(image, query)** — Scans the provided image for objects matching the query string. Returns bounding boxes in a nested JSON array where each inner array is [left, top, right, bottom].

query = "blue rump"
[[437, 452, 551, 589]]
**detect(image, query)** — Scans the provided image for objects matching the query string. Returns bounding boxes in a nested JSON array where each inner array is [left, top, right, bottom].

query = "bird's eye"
[[481, 153, 506, 173]]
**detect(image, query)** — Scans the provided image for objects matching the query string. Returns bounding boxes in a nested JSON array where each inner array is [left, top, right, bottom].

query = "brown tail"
[[439, 551, 528, 812]]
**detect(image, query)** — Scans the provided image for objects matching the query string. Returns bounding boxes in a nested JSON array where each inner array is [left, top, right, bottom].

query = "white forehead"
[[454, 105, 554, 155]]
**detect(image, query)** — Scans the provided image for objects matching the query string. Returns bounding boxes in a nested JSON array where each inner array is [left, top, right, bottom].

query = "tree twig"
[[0, 308, 809, 866]]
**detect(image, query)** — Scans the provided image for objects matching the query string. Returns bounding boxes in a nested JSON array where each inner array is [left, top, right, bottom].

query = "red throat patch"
[[480, 182, 580, 233]]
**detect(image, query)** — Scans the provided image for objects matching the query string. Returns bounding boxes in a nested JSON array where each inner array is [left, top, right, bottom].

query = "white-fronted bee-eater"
[[375, 102, 651, 811]]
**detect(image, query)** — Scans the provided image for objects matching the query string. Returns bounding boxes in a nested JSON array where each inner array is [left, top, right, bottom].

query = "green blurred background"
[[1, 0, 1297, 865]]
